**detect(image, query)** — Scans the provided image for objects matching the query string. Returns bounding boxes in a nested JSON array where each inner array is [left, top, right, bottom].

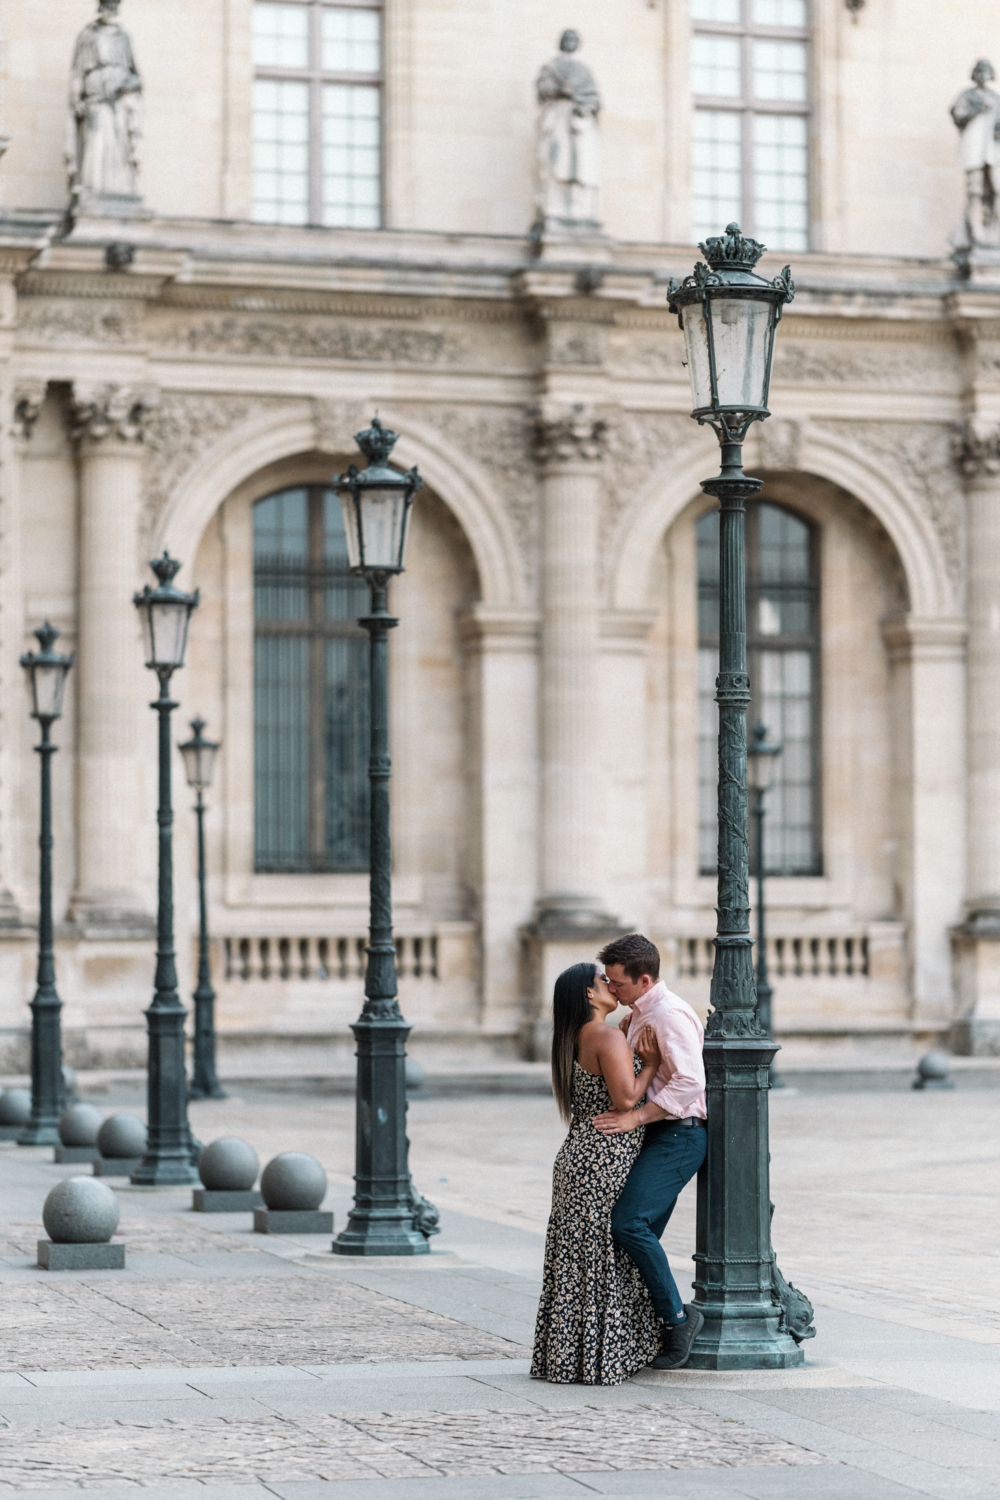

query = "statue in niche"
[[65, 0, 143, 212], [535, 30, 602, 233], [950, 59, 1000, 249]]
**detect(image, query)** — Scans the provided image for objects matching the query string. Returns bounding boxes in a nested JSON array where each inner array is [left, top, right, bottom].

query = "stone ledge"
[[36, 1239, 125, 1270]]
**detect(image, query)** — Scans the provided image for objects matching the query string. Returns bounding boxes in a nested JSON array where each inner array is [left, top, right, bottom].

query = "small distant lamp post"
[[131, 553, 200, 1185], [668, 224, 801, 1368], [179, 718, 225, 1101], [747, 721, 783, 1083], [330, 417, 437, 1255], [17, 623, 73, 1146]]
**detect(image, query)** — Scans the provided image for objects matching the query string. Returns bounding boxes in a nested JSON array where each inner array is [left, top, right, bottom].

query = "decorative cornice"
[[532, 401, 607, 465], [12, 379, 47, 440], [953, 417, 1000, 477], [70, 383, 159, 445]]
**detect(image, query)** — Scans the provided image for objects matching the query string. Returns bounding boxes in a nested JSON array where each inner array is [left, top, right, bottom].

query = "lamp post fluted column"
[[18, 623, 74, 1146], [667, 224, 807, 1368], [748, 721, 783, 1090], [180, 718, 224, 1101], [331, 418, 437, 1256], [131, 554, 200, 1186]]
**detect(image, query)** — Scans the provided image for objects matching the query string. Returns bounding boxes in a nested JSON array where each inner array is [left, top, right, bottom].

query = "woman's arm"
[[594, 1025, 659, 1112]]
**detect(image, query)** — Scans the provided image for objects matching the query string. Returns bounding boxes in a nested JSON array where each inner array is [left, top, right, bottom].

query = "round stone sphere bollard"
[[58, 1103, 103, 1147], [913, 1051, 954, 1091], [0, 1087, 31, 1127], [260, 1151, 327, 1211], [97, 1114, 146, 1160], [199, 1137, 259, 1192], [43, 1177, 120, 1244]]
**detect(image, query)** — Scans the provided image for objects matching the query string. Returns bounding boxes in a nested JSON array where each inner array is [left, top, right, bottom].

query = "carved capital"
[[954, 417, 1000, 478], [71, 384, 159, 446], [533, 401, 607, 465], [12, 380, 47, 440]]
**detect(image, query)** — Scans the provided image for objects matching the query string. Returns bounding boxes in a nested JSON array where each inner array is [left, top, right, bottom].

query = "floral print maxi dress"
[[531, 1059, 661, 1385]]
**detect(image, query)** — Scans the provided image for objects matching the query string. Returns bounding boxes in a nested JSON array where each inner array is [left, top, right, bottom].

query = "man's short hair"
[[597, 933, 660, 983]]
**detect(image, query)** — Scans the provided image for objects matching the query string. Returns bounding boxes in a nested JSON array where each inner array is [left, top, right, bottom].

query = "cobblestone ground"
[[0, 1259, 528, 1371], [0, 1404, 827, 1487]]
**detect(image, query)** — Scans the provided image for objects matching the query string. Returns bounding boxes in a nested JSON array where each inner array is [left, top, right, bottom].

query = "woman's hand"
[[634, 1023, 659, 1068]]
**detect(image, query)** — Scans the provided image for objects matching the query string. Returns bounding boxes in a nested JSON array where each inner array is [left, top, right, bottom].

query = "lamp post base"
[[331, 1223, 430, 1257], [17, 1124, 60, 1147]]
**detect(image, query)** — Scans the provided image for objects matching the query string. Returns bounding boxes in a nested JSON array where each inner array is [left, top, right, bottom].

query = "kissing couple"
[[531, 933, 707, 1384]]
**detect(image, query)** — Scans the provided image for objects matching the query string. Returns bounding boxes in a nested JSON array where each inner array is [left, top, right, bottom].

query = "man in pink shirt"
[[592, 933, 707, 1370]]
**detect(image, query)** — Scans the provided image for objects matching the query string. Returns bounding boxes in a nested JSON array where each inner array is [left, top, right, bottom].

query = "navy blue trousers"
[[610, 1120, 707, 1323]]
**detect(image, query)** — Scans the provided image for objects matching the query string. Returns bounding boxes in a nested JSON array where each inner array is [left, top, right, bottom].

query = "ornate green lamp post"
[[330, 417, 438, 1256], [17, 623, 74, 1146], [179, 718, 225, 1101], [748, 721, 783, 1088], [131, 553, 200, 1185], [668, 224, 803, 1368]]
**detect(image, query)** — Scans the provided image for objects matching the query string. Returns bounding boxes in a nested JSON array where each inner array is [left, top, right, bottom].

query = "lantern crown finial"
[[353, 415, 399, 468], [34, 621, 60, 655], [699, 223, 767, 274], [150, 551, 183, 588]]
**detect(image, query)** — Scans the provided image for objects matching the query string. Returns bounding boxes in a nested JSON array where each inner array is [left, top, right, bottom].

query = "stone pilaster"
[[951, 419, 1000, 1049], [69, 382, 158, 934]]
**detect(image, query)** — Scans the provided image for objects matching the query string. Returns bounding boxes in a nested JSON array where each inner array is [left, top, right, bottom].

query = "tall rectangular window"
[[252, 0, 382, 228], [254, 486, 371, 872], [691, 0, 809, 250]]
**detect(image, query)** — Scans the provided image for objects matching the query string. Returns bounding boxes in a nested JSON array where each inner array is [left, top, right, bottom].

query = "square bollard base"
[[94, 1157, 143, 1176], [54, 1145, 97, 1163], [254, 1208, 333, 1234], [37, 1240, 125, 1270], [193, 1188, 263, 1212]]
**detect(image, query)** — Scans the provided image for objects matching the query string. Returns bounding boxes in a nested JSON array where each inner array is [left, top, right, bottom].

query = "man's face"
[[604, 964, 652, 1007]]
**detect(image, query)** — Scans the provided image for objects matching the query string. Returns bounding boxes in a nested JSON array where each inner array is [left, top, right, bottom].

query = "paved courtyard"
[[1, 1075, 999, 1498]]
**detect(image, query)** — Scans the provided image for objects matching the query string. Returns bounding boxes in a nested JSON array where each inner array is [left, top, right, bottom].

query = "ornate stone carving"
[[750, 416, 803, 472], [71, 383, 158, 444], [66, 0, 144, 214], [311, 398, 374, 457], [600, 411, 705, 562], [533, 402, 607, 464], [950, 60, 1000, 250], [954, 417, 1000, 477], [773, 338, 955, 390], [545, 319, 606, 368], [535, 30, 601, 232], [17, 298, 141, 345], [158, 314, 451, 364], [12, 381, 47, 440]]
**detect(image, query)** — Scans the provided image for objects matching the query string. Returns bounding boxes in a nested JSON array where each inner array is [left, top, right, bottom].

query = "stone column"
[[69, 383, 157, 934], [522, 403, 621, 1051], [952, 421, 1000, 1049]]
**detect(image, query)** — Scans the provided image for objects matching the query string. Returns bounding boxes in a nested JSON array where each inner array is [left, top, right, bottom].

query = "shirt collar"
[[631, 980, 667, 1016]]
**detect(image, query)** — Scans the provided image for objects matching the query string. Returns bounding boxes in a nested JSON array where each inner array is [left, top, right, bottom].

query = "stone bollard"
[[54, 1103, 103, 1163], [93, 1114, 147, 1177], [38, 1177, 125, 1269], [0, 1088, 31, 1141], [254, 1152, 332, 1234], [405, 1057, 429, 1099], [912, 1051, 956, 1091], [193, 1137, 263, 1212], [62, 1065, 81, 1105]]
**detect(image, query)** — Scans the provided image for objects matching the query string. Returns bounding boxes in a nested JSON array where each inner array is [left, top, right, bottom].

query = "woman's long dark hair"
[[551, 962, 597, 1124]]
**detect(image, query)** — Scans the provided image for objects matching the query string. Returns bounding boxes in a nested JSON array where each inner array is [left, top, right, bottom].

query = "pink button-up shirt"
[[626, 981, 706, 1120]]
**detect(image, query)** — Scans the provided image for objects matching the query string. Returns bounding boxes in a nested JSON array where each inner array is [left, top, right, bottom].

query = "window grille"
[[691, 0, 809, 250], [253, 486, 370, 872], [697, 500, 822, 875], [252, 0, 382, 228]]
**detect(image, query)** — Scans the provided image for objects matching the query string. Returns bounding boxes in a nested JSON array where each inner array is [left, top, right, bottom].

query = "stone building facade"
[[0, 0, 998, 1070]]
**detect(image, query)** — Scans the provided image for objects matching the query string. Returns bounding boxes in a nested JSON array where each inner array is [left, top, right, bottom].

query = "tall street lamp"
[[131, 552, 200, 1185], [667, 224, 803, 1368], [179, 718, 225, 1101], [330, 417, 438, 1256], [747, 720, 783, 1087], [17, 623, 74, 1146]]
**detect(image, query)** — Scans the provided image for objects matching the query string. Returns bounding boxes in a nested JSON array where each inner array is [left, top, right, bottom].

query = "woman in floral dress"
[[531, 961, 662, 1385]]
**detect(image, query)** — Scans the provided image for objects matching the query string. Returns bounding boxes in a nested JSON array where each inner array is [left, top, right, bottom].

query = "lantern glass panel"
[[681, 300, 715, 412], [180, 738, 218, 791], [710, 296, 773, 409], [338, 489, 364, 571], [29, 660, 69, 721], [357, 483, 411, 571], [148, 597, 192, 669]]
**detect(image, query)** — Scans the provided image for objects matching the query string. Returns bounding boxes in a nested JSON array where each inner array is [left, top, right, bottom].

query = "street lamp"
[[179, 718, 225, 1101], [17, 623, 73, 1146], [131, 552, 200, 1185], [747, 721, 783, 1085], [667, 224, 802, 1368], [330, 417, 437, 1256]]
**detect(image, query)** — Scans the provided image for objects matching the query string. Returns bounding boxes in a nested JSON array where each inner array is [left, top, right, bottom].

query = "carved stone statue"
[[951, 60, 1000, 249], [535, 30, 601, 233], [65, 0, 143, 213]]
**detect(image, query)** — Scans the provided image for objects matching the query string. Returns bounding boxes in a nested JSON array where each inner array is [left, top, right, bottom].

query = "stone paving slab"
[[0, 1404, 828, 1490]]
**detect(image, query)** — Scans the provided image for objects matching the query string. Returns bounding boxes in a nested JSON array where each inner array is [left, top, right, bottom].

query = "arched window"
[[253, 485, 370, 872], [697, 499, 821, 875]]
